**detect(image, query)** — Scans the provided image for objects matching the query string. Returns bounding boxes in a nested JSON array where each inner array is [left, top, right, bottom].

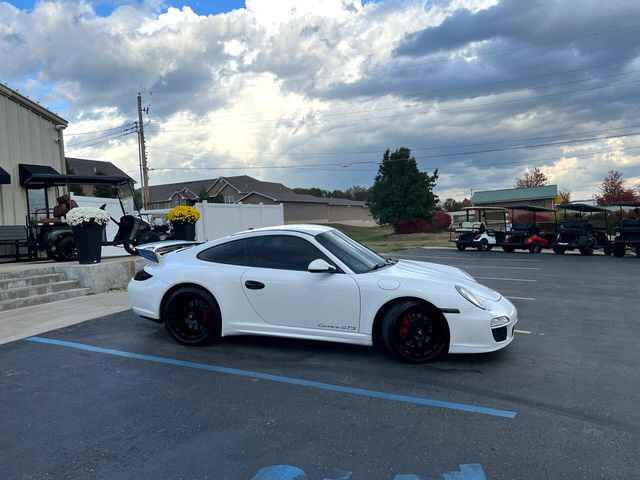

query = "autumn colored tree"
[[515, 168, 548, 188], [594, 170, 639, 206], [558, 189, 572, 204]]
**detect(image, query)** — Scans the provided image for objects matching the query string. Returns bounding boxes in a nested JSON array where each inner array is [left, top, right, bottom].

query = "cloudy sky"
[[2, 0, 639, 201]]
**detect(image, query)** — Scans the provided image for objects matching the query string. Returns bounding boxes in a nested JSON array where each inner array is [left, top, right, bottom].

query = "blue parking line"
[[26, 336, 517, 419]]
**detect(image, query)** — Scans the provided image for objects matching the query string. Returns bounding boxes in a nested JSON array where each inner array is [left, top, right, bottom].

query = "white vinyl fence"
[[142, 202, 284, 242], [196, 202, 284, 241], [71, 194, 135, 257]]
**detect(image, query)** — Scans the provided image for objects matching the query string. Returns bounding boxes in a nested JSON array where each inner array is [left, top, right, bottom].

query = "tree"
[[92, 170, 117, 198], [442, 198, 464, 211], [515, 168, 548, 188], [558, 189, 572, 204], [367, 148, 439, 232], [345, 185, 370, 201], [594, 170, 639, 206]]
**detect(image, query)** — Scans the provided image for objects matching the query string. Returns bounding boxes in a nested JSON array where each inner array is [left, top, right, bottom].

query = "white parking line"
[[514, 329, 532, 334], [505, 296, 536, 301], [476, 276, 537, 282]]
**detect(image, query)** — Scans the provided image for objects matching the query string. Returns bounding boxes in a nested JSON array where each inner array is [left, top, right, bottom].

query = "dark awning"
[[0, 167, 9, 185], [19, 163, 131, 189], [556, 203, 610, 213], [502, 205, 556, 213]]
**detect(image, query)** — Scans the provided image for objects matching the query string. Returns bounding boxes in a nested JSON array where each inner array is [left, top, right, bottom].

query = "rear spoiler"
[[135, 241, 202, 264]]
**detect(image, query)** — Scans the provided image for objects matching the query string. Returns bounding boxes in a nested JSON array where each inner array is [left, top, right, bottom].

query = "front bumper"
[[447, 296, 518, 354]]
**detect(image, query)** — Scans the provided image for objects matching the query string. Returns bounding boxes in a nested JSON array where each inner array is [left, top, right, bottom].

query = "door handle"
[[245, 280, 265, 290]]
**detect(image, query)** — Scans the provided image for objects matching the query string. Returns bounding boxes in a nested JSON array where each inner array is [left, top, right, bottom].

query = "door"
[[241, 235, 361, 331]]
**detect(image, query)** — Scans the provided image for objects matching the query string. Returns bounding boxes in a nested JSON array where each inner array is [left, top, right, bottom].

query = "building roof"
[[147, 178, 219, 203], [215, 175, 293, 194], [0, 82, 68, 126], [66, 157, 134, 183], [472, 185, 558, 205]]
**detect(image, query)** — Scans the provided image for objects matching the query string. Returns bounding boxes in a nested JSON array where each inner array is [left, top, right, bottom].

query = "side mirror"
[[308, 259, 337, 273]]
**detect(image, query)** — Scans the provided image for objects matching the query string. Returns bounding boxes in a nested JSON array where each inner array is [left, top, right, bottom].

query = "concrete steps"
[[0, 266, 91, 312]]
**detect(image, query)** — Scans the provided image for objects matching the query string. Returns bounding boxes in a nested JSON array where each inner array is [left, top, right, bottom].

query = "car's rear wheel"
[[612, 243, 626, 257], [553, 246, 565, 255], [502, 245, 516, 253], [381, 300, 449, 363], [528, 242, 542, 254], [163, 287, 221, 345], [456, 243, 466, 251]]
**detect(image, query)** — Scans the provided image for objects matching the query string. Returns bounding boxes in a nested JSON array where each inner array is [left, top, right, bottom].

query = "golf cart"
[[499, 205, 557, 253], [449, 207, 507, 251], [19, 164, 160, 261], [611, 201, 640, 257], [552, 203, 612, 256]]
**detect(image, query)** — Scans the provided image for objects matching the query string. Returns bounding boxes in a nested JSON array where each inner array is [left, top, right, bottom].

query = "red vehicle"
[[500, 205, 557, 254]]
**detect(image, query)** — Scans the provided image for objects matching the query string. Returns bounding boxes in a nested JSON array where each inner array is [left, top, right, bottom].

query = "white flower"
[[65, 207, 111, 226]]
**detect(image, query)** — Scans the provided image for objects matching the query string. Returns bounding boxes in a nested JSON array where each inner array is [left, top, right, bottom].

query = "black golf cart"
[[449, 207, 508, 251], [552, 203, 612, 256], [611, 201, 640, 257], [19, 164, 160, 261], [499, 205, 557, 253]]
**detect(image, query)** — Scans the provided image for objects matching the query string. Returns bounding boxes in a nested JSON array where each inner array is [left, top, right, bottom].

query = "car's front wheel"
[[381, 300, 449, 363], [162, 287, 221, 345]]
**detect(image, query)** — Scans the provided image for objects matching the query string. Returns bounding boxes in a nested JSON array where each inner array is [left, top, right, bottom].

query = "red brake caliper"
[[399, 315, 411, 337]]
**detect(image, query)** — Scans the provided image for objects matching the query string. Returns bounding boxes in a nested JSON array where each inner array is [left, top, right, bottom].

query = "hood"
[[383, 259, 502, 302]]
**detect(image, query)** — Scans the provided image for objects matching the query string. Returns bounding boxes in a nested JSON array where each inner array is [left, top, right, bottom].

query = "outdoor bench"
[[0, 225, 34, 261]]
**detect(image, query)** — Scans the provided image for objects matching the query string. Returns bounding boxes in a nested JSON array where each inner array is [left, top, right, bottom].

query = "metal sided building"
[[0, 83, 68, 226]]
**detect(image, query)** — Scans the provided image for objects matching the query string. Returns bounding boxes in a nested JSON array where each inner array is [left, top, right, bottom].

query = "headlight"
[[455, 285, 486, 310]]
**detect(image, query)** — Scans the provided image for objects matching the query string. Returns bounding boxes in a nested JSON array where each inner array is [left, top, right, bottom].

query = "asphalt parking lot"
[[1, 249, 639, 479]]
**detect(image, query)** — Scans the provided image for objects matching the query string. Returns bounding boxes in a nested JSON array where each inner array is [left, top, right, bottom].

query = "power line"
[[66, 130, 136, 152], [66, 125, 137, 148], [148, 124, 640, 159], [66, 122, 136, 137], [145, 77, 640, 134]]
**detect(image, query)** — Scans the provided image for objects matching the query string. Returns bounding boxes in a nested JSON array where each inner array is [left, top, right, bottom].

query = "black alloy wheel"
[[163, 287, 221, 345], [381, 300, 449, 363], [55, 236, 78, 262], [529, 242, 542, 254], [612, 244, 626, 257]]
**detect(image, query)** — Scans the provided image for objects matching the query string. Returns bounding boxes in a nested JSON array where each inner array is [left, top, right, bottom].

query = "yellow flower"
[[167, 206, 201, 224]]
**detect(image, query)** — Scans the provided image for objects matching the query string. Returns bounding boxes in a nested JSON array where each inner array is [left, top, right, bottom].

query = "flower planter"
[[72, 222, 104, 264], [172, 221, 196, 241]]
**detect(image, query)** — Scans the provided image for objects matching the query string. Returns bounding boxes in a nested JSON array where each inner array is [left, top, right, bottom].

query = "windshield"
[[316, 229, 386, 274]]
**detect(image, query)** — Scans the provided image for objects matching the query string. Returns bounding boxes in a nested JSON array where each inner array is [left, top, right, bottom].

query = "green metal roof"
[[472, 185, 558, 205]]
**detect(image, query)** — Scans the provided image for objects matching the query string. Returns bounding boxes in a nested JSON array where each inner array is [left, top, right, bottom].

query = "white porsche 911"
[[128, 225, 517, 363]]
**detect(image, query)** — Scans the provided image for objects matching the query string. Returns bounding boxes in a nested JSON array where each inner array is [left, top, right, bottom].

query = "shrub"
[[433, 210, 452, 230], [394, 218, 432, 234]]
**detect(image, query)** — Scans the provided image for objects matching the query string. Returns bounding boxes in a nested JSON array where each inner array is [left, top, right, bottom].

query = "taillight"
[[133, 269, 153, 281]]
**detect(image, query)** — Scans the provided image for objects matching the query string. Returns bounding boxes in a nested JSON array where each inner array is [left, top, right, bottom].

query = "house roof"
[[472, 185, 558, 205], [214, 175, 293, 195], [66, 157, 134, 183], [1, 82, 68, 126], [147, 178, 218, 203]]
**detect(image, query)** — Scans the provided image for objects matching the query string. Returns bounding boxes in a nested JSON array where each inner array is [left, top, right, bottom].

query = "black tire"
[[612, 244, 626, 257], [136, 231, 161, 246], [636, 247, 640, 257], [579, 241, 594, 256], [477, 238, 491, 252], [553, 246, 566, 255], [54, 236, 78, 262], [603, 245, 612, 256], [162, 287, 221, 346], [380, 300, 449, 363], [124, 243, 137, 255], [456, 243, 466, 251], [46, 248, 56, 260], [528, 242, 542, 254], [502, 246, 516, 253]]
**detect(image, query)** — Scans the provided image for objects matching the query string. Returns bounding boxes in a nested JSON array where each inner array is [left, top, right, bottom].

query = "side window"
[[250, 235, 333, 271], [197, 239, 250, 266]]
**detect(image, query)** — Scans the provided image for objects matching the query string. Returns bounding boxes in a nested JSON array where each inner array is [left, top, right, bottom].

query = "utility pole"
[[137, 93, 151, 209]]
